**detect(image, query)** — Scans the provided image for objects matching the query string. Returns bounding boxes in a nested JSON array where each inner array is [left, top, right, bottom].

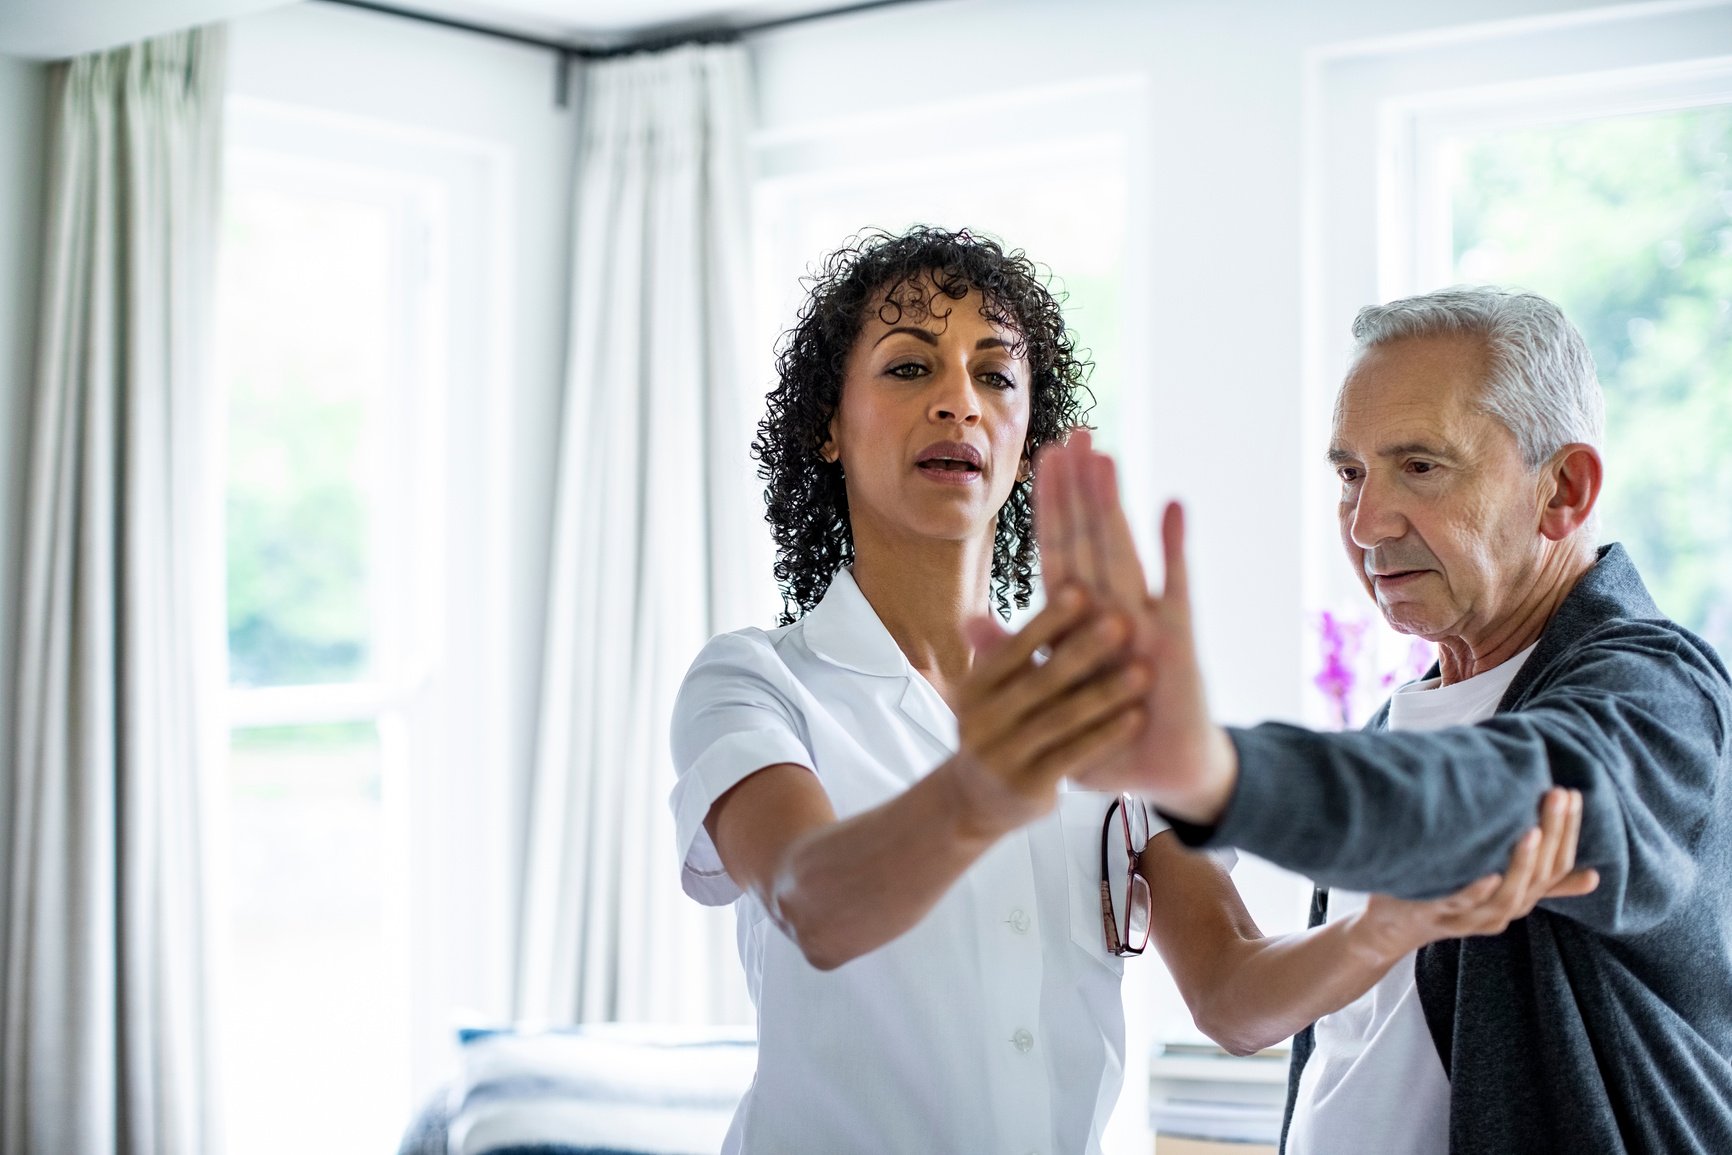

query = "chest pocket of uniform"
[[1058, 791, 1124, 976]]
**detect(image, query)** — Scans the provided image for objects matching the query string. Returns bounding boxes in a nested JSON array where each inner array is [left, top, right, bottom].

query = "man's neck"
[[1435, 543, 1596, 685]]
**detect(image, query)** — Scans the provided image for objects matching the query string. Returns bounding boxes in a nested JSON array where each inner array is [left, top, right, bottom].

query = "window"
[[214, 99, 512, 1153], [1431, 103, 1732, 657], [216, 140, 435, 1155]]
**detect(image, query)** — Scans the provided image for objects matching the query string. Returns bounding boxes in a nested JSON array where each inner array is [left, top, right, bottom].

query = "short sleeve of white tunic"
[[668, 630, 816, 906]]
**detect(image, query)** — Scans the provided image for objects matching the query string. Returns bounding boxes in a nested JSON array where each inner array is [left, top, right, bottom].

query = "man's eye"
[[1409, 460, 1436, 475], [1337, 467, 1361, 483]]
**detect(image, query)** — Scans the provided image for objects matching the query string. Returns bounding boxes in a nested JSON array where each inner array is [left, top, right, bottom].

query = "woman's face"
[[821, 279, 1033, 551]]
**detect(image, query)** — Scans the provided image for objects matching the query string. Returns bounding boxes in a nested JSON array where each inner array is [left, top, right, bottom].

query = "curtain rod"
[[317, 0, 933, 62]]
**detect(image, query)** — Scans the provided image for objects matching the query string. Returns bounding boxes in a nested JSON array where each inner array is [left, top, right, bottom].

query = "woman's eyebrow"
[[873, 325, 940, 347]]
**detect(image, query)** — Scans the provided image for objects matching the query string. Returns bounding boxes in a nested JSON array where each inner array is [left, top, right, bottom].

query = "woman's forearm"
[[714, 757, 1003, 971], [1185, 914, 1402, 1055], [1144, 832, 1412, 1056]]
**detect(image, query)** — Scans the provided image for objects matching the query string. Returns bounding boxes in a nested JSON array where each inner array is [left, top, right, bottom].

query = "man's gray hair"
[[1350, 285, 1604, 469]]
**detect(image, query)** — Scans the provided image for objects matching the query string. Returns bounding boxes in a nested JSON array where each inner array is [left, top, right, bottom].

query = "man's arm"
[[1206, 631, 1726, 931]]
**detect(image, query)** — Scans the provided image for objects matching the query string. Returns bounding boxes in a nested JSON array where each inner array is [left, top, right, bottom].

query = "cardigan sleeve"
[[1177, 618, 1730, 937]]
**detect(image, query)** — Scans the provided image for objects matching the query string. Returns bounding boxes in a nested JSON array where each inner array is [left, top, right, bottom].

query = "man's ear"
[[1539, 443, 1603, 541]]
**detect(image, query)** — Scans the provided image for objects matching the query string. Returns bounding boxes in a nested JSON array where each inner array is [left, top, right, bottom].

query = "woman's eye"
[[886, 361, 925, 379], [979, 370, 1016, 390]]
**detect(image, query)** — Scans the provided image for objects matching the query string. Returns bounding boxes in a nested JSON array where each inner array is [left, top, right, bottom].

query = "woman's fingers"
[[965, 611, 1134, 750], [1543, 869, 1600, 899], [961, 586, 1090, 702], [999, 662, 1149, 773], [1534, 788, 1598, 899], [1475, 827, 1543, 928], [1544, 788, 1582, 883]]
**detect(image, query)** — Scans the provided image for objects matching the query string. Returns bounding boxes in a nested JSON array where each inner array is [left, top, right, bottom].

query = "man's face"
[[1328, 333, 1547, 645]]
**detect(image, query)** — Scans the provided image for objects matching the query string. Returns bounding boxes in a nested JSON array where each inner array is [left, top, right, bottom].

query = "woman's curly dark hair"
[[753, 226, 1095, 625]]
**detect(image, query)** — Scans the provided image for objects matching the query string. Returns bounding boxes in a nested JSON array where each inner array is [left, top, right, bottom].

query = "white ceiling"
[[0, 0, 875, 59]]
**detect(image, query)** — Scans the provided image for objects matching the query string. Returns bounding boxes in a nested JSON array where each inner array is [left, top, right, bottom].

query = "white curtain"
[[1, 27, 226, 1155], [516, 43, 762, 1027]]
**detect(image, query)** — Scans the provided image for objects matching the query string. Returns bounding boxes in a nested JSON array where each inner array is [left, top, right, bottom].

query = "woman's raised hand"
[[942, 588, 1149, 840]]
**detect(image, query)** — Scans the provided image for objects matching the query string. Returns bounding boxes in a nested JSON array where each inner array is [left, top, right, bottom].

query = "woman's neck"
[[848, 530, 997, 705]]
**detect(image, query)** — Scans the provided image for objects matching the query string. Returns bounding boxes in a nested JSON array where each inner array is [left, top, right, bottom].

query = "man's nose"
[[929, 363, 982, 425], [1346, 471, 1405, 549]]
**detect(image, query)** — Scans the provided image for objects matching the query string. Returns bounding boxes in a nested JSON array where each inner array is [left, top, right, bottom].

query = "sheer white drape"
[[0, 27, 226, 1155], [516, 44, 760, 1026]]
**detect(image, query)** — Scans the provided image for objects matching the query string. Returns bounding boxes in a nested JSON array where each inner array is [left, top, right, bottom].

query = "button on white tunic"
[[670, 568, 1128, 1155]]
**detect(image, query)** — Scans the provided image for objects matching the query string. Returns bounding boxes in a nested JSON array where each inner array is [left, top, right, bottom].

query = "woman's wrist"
[[927, 754, 1029, 849]]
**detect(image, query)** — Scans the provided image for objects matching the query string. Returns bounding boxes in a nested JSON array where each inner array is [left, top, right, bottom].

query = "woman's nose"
[[929, 364, 981, 424]]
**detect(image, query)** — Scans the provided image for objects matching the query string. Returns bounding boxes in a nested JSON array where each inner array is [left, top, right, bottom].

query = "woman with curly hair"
[[668, 227, 1585, 1154]]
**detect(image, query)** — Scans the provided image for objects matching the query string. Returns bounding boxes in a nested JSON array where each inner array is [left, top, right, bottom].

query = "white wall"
[[0, 50, 50, 1009]]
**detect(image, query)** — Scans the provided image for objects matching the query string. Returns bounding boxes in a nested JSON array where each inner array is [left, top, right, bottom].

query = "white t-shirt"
[[669, 568, 1139, 1155], [1285, 644, 1536, 1155]]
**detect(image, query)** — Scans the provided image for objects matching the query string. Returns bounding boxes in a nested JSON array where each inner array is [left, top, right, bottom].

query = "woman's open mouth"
[[915, 441, 985, 484]]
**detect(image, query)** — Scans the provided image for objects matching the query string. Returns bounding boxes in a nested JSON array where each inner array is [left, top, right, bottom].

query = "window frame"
[[214, 96, 516, 1138]]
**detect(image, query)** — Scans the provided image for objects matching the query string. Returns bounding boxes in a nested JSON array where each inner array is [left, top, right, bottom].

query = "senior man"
[[1037, 286, 1732, 1153]]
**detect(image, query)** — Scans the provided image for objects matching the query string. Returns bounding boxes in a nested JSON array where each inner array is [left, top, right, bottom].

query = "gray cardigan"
[[1171, 544, 1732, 1153]]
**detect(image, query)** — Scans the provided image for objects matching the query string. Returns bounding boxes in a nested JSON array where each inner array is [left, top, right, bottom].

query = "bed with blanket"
[[398, 1025, 757, 1155]]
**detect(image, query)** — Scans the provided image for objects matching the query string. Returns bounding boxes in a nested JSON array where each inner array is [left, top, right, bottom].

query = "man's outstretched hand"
[[1033, 430, 1238, 823]]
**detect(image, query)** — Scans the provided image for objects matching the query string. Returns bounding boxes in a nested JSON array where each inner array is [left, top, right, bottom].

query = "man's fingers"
[[1159, 501, 1191, 608], [1059, 439, 1101, 593], [1034, 442, 1077, 593], [1087, 454, 1151, 611]]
